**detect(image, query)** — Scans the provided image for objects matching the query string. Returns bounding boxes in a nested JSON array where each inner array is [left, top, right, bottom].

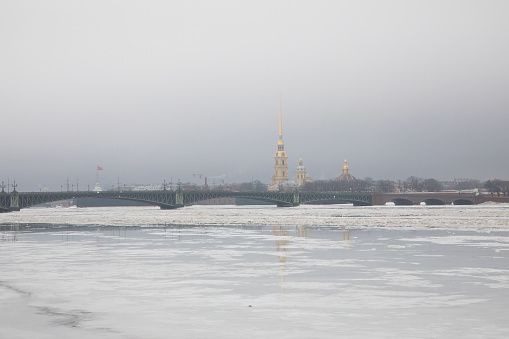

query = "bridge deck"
[[1, 190, 507, 212]]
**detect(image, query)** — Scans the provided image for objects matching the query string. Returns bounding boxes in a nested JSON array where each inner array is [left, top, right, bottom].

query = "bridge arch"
[[299, 192, 372, 206], [8, 191, 179, 211], [183, 191, 299, 207], [453, 199, 474, 205], [188, 195, 278, 206], [105, 197, 176, 209], [391, 198, 414, 206], [423, 198, 446, 205]]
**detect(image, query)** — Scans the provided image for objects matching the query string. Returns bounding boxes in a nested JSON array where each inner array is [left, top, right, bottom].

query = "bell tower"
[[271, 96, 289, 187], [296, 158, 306, 185]]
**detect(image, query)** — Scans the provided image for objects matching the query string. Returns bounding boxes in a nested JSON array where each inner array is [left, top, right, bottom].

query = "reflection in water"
[[296, 225, 310, 238], [297, 225, 311, 254], [344, 230, 350, 249], [0, 223, 19, 242], [272, 226, 289, 293], [2, 206, 509, 338]]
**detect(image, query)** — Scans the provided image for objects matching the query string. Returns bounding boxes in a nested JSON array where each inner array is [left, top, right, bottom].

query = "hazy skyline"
[[1, 1, 508, 191]]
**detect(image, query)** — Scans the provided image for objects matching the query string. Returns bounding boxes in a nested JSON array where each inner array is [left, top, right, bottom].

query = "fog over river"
[[1, 204, 509, 338]]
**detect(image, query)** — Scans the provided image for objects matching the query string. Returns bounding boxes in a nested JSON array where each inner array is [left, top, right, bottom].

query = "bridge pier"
[[9, 193, 20, 211], [371, 194, 387, 206], [293, 192, 300, 206], [279, 192, 300, 207], [175, 190, 184, 208]]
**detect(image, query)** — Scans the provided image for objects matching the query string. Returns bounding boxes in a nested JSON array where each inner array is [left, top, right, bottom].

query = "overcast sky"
[[1, 0, 508, 191]]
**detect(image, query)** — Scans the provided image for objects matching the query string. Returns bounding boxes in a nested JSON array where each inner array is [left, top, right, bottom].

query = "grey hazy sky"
[[1, 0, 508, 191]]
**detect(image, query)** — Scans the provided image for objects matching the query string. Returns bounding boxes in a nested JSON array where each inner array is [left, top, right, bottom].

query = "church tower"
[[271, 96, 289, 188], [296, 158, 312, 186], [296, 158, 306, 185]]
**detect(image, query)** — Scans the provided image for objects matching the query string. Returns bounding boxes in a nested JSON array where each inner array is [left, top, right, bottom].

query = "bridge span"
[[372, 192, 509, 206], [0, 190, 371, 212], [1, 190, 507, 213]]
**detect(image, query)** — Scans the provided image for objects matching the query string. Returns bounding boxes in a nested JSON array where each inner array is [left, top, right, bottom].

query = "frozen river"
[[1, 204, 509, 338]]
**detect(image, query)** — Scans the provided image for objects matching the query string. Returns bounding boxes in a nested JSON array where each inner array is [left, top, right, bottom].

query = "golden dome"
[[337, 158, 355, 181]]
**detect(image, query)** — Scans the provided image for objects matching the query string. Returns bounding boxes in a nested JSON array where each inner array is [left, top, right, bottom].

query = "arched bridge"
[[372, 192, 509, 206], [2, 190, 507, 213], [0, 190, 372, 212]]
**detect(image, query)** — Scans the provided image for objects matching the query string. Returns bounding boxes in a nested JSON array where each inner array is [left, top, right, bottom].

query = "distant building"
[[268, 97, 315, 191], [337, 159, 356, 182], [269, 97, 289, 191]]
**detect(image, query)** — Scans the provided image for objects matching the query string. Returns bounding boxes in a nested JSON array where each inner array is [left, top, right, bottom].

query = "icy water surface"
[[1, 204, 509, 338]]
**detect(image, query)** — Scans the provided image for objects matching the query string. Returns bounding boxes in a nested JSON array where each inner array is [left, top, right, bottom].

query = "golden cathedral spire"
[[279, 93, 283, 138], [270, 94, 289, 190], [277, 94, 285, 149]]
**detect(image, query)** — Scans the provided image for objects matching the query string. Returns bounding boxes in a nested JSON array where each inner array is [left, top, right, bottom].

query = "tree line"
[[298, 177, 509, 193], [190, 177, 508, 194], [300, 177, 445, 193]]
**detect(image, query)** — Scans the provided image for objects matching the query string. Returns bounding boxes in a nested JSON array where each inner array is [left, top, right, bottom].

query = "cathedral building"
[[269, 98, 289, 190], [269, 97, 312, 191]]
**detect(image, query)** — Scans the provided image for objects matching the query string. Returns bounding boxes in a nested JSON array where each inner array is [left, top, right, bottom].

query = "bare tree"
[[376, 180, 394, 193], [405, 176, 423, 191], [422, 178, 443, 192]]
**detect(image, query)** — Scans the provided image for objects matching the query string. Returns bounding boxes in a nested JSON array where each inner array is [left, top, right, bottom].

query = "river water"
[[1, 204, 509, 338]]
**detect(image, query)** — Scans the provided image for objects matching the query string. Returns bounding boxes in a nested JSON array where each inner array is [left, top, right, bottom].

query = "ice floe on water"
[[1, 204, 509, 338], [0, 204, 507, 230]]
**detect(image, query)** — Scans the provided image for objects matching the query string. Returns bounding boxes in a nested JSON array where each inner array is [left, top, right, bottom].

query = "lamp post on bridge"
[[8, 181, 20, 211], [1, 181, 5, 193]]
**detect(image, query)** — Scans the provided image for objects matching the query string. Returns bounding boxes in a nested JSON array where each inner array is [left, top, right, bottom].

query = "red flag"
[[97, 166, 103, 170]]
